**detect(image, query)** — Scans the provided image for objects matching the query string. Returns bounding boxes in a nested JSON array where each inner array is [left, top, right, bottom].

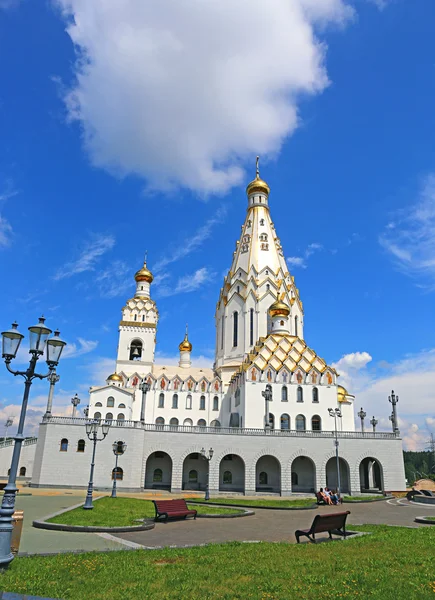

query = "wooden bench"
[[295, 511, 350, 543], [153, 499, 197, 522]]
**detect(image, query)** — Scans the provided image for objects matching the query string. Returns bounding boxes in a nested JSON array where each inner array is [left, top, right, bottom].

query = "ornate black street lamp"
[[357, 407, 366, 433], [83, 420, 110, 509], [388, 390, 399, 434], [328, 407, 342, 496], [2, 417, 14, 444], [111, 441, 127, 498], [200, 447, 214, 501], [370, 416, 378, 433], [0, 318, 66, 567], [71, 393, 81, 418], [139, 380, 151, 423], [44, 371, 60, 418], [262, 384, 272, 430]]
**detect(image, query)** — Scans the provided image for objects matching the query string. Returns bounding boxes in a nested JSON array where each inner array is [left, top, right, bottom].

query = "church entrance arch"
[[359, 457, 384, 492], [326, 457, 350, 494], [144, 452, 172, 491], [291, 456, 316, 493], [182, 453, 208, 491], [219, 454, 245, 493], [255, 455, 281, 494]]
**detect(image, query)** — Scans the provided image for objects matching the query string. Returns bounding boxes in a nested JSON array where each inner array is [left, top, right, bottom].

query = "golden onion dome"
[[268, 299, 290, 318], [107, 373, 123, 382], [134, 262, 154, 283], [246, 176, 270, 197], [337, 385, 348, 403], [179, 332, 192, 352]]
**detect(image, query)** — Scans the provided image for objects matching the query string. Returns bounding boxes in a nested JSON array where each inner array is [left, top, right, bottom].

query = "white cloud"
[[54, 233, 115, 280], [156, 267, 215, 298], [287, 242, 323, 268], [367, 0, 389, 9], [332, 349, 435, 449], [55, 0, 354, 194], [62, 337, 98, 359], [95, 259, 133, 298], [153, 207, 227, 273], [380, 174, 435, 289]]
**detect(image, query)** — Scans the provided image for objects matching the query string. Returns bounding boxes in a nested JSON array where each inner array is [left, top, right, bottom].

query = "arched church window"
[[142, 315, 145, 321], [312, 387, 319, 403], [19, 467, 27, 477], [260, 219, 265, 226], [60, 438, 68, 452], [129, 339, 143, 361], [134, 314, 137, 321], [259, 471, 268, 485], [295, 414, 306, 431], [186, 395, 192, 409], [169, 417, 179, 427], [107, 397, 115, 408], [153, 468, 163, 482], [197, 419, 206, 427], [94, 412, 101, 420], [117, 413, 125, 421], [210, 419, 221, 427], [112, 467, 123, 481], [250, 308, 254, 346], [156, 417, 165, 427], [77, 439, 85, 452], [268, 413, 275, 429], [213, 396, 219, 411], [200, 396, 206, 410], [183, 418, 193, 426], [280, 414, 290, 430], [106, 413, 113, 422], [297, 387, 303, 403], [233, 311, 238, 347], [158, 393, 164, 408], [172, 394, 178, 409], [118, 403, 126, 409], [312, 415, 321, 431], [266, 284, 270, 291], [281, 386, 288, 402], [294, 316, 298, 337], [95, 402, 102, 407]]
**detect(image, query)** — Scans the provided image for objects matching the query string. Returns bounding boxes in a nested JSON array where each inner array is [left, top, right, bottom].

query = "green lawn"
[[189, 497, 315, 508], [47, 497, 243, 527], [343, 495, 385, 502], [2, 526, 435, 599]]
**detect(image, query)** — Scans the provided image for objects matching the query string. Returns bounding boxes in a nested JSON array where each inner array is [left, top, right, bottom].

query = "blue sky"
[[1, 0, 435, 449]]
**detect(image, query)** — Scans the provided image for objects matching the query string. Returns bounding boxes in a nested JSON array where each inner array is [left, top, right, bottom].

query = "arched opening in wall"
[[172, 394, 178, 409], [312, 387, 319, 403], [280, 414, 290, 430], [210, 420, 221, 427], [95, 402, 102, 407], [268, 413, 275, 429], [311, 415, 321, 431], [326, 457, 350, 494], [77, 439, 86, 452], [219, 454, 245, 492], [155, 417, 165, 428], [359, 457, 384, 492], [233, 311, 238, 347], [19, 467, 26, 477], [182, 453, 208, 491], [112, 467, 123, 481], [106, 413, 113, 422], [291, 456, 316, 493], [145, 451, 173, 491], [60, 438, 68, 452], [158, 393, 165, 408], [183, 418, 193, 426], [281, 386, 288, 402], [94, 412, 101, 420], [107, 396, 115, 408], [169, 417, 179, 427], [255, 455, 281, 493], [197, 419, 207, 427], [129, 339, 143, 361], [213, 396, 219, 411], [295, 414, 306, 431]]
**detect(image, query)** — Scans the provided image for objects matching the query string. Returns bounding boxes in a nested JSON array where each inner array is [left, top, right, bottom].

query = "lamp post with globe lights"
[[357, 407, 366, 433], [200, 447, 214, 501], [328, 407, 342, 497], [83, 420, 111, 510], [44, 371, 60, 419], [370, 416, 378, 433], [71, 393, 81, 418], [111, 441, 127, 498], [2, 417, 14, 445], [388, 390, 400, 434], [0, 318, 66, 567]]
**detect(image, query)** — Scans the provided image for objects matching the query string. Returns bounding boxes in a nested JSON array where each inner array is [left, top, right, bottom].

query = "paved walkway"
[[113, 497, 435, 548], [10, 492, 435, 555]]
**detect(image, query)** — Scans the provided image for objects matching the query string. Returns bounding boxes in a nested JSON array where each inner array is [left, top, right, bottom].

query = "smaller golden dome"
[[246, 176, 270, 197], [337, 385, 348, 402], [269, 299, 290, 318], [135, 262, 153, 283], [107, 373, 123, 382], [179, 328, 192, 352]]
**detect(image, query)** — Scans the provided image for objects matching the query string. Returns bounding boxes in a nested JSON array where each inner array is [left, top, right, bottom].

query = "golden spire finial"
[[179, 324, 192, 352], [144, 250, 148, 265], [256, 155, 260, 179]]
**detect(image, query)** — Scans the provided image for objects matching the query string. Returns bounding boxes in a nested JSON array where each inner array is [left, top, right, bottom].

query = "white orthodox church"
[[0, 165, 406, 496]]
